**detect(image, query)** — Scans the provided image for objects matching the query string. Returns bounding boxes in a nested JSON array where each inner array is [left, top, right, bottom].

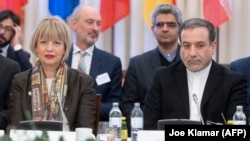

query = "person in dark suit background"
[[10, 17, 97, 132], [230, 57, 250, 118], [0, 55, 20, 131], [0, 10, 32, 71], [120, 4, 182, 133], [66, 5, 122, 121], [144, 18, 247, 129]]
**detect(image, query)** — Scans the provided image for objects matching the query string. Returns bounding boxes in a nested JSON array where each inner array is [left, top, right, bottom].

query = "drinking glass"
[[97, 121, 114, 141]]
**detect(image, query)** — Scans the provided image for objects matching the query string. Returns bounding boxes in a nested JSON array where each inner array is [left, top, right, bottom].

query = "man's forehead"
[[0, 18, 15, 26], [85, 18, 101, 22]]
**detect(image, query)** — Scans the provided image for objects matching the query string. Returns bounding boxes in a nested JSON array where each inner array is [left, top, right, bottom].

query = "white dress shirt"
[[71, 43, 94, 75], [0, 44, 22, 57], [187, 61, 212, 122]]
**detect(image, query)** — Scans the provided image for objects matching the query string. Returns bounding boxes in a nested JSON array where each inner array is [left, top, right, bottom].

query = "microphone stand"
[[192, 94, 205, 125], [57, 92, 70, 131]]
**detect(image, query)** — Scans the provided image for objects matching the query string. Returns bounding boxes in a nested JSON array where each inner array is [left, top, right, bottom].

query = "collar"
[[159, 47, 178, 62], [0, 45, 9, 56], [73, 43, 94, 56]]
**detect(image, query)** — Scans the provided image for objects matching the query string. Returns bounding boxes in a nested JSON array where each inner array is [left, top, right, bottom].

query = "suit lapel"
[[149, 48, 162, 69], [175, 62, 190, 114], [26, 70, 33, 114], [7, 45, 16, 59], [149, 45, 181, 70], [201, 61, 222, 109], [175, 44, 181, 61], [65, 45, 73, 67], [89, 47, 102, 78]]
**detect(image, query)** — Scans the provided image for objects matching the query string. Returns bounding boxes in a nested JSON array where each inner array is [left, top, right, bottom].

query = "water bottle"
[[131, 103, 143, 141], [109, 102, 122, 141], [233, 105, 246, 125]]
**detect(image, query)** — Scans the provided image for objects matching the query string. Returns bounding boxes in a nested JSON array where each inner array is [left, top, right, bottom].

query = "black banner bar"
[[165, 125, 249, 140]]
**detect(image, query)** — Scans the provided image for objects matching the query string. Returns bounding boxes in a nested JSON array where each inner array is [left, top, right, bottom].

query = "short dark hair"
[[151, 4, 182, 26], [178, 18, 216, 44], [0, 10, 20, 25]]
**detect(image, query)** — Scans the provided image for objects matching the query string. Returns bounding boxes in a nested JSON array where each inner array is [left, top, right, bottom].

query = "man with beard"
[[120, 4, 182, 134], [66, 5, 122, 121], [0, 10, 32, 71], [144, 18, 247, 129]]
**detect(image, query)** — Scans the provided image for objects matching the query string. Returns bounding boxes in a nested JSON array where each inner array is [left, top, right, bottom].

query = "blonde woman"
[[10, 16, 97, 132]]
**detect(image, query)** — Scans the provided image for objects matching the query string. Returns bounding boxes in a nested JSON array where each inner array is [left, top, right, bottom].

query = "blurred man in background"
[[121, 4, 182, 133], [67, 5, 122, 121], [0, 10, 32, 71]]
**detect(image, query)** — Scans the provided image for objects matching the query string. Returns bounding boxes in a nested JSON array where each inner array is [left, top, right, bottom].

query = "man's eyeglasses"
[[154, 22, 177, 28], [0, 24, 14, 33]]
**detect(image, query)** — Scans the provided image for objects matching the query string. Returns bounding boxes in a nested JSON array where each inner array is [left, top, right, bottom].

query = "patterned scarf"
[[31, 61, 68, 121]]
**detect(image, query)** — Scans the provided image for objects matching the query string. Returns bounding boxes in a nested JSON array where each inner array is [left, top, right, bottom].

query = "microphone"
[[57, 92, 70, 131], [192, 94, 205, 125], [221, 113, 227, 125]]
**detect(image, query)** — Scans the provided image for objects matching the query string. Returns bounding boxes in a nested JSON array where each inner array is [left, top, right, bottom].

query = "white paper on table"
[[9, 129, 75, 141], [0, 130, 4, 136]]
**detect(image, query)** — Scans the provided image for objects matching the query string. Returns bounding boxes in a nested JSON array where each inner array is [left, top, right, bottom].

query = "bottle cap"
[[236, 105, 243, 108], [134, 102, 140, 106], [227, 120, 233, 125]]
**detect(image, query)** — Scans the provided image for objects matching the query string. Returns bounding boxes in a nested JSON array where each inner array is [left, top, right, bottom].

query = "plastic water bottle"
[[109, 102, 122, 141], [233, 105, 246, 125], [131, 103, 143, 141]]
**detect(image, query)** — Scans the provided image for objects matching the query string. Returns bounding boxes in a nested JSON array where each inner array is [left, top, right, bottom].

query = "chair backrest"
[[94, 93, 102, 136]]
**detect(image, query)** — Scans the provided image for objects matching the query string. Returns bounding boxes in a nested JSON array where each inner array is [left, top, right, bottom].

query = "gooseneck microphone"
[[192, 93, 205, 125], [57, 92, 70, 131]]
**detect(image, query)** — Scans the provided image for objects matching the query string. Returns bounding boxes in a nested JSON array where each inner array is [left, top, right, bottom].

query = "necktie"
[[78, 51, 87, 73]]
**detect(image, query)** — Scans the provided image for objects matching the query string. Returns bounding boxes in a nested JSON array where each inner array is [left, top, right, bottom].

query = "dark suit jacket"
[[144, 60, 247, 129], [66, 46, 122, 121], [0, 55, 20, 130], [230, 57, 250, 117], [7, 45, 32, 71], [10, 68, 97, 131], [121, 46, 181, 131]]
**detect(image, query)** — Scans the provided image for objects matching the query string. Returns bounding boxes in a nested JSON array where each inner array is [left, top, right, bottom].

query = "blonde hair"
[[30, 16, 71, 63]]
